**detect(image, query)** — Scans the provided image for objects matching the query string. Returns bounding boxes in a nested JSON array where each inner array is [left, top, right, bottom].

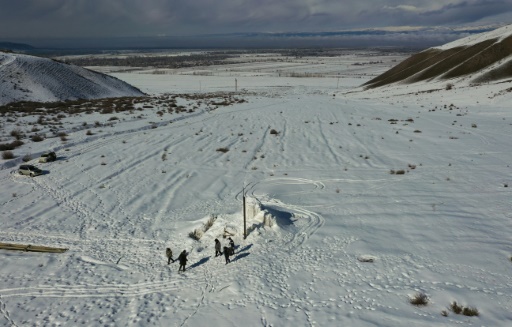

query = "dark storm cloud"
[[0, 0, 510, 46]]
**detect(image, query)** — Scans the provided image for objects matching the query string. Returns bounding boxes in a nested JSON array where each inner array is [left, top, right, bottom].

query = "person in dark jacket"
[[166, 247, 175, 264], [214, 239, 222, 257], [178, 250, 188, 272], [228, 237, 235, 255], [223, 246, 231, 264]]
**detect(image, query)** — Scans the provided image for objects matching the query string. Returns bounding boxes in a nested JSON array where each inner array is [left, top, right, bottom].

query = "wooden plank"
[[0, 242, 68, 253]]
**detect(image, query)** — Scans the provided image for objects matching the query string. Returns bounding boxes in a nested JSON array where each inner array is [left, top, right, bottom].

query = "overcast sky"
[[1, 0, 511, 48]]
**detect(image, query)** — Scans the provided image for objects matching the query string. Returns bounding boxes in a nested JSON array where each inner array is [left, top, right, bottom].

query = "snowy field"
[[1, 51, 512, 327]]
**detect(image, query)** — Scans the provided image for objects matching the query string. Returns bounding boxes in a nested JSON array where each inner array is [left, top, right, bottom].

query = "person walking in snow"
[[223, 246, 231, 264], [214, 239, 222, 257], [166, 247, 175, 264], [228, 237, 235, 255], [178, 250, 188, 272]]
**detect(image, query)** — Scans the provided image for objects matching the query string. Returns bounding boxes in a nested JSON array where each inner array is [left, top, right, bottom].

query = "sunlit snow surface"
[[1, 50, 511, 327]]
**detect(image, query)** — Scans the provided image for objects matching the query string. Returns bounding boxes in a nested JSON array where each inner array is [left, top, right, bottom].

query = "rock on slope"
[[0, 52, 145, 105], [363, 24, 512, 89]]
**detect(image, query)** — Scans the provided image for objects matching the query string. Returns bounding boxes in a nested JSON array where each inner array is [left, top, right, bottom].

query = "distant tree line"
[[62, 53, 236, 69]]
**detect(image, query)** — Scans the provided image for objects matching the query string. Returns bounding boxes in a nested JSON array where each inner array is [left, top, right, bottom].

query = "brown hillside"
[[407, 39, 497, 83], [442, 34, 512, 80], [363, 48, 464, 88], [362, 49, 440, 87], [363, 29, 512, 89], [472, 60, 512, 83]]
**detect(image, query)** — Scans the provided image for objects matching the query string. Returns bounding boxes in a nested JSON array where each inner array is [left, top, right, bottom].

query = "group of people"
[[215, 237, 235, 264], [166, 237, 236, 272], [166, 248, 189, 272]]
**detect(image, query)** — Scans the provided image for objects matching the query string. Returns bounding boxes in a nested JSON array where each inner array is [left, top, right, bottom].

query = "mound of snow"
[[0, 51, 145, 105]]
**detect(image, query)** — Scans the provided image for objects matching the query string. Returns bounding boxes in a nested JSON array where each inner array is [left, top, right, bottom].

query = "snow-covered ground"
[[1, 52, 511, 327]]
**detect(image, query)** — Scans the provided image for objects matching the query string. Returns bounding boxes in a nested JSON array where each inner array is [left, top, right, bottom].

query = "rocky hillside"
[[363, 24, 512, 89], [0, 52, 145, 105]]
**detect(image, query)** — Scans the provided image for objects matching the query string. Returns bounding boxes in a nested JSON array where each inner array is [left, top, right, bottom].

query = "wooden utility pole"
[[243, 186, 247, 239], [235, 78, 238, 92]]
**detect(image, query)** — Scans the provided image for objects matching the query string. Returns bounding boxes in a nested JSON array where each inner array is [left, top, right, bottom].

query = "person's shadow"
[[232, 244, 252, 262], [232, 252, 250, 262], [189, 256, 210, 269], [237, 244, 253, 253]]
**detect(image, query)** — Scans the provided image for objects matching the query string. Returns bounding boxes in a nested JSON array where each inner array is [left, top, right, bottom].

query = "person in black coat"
[[215, 239, 222, 257], [177, 250, 188, 272], [223, 246, 231, 264], [228, 237, 235, 255]]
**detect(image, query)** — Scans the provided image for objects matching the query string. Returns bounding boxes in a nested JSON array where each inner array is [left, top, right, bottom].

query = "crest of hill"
[[0, 51, 145, 106], [363, 24, 512, 89]]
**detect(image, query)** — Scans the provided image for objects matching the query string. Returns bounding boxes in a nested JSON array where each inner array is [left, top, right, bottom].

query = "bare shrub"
[[450, 301, 463, 314], [471, 123, 477, 128], [22, 154, 32, 162], [2, 151, 15, 160], [216, 147, 229, 153], [449, 301, 479, 316], [86, 130, 94, 136], [409, 292, 429, 306], [161, 153, 167, 161], [204, 215, 217, 231], [446, 83, 454, 90], [395, 170, 406, 175], [10, 129, 23, 140], [31, 134, 45, 142], [270, 129, 279, 135], [462, 307, 479, 317], [0, 140, 24, 151]]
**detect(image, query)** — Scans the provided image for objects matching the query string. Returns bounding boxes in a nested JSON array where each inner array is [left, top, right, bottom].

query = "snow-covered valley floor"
[[1, 52, 512, 326]]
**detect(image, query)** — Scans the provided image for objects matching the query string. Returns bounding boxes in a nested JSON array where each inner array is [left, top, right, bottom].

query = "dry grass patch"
[[390, 169, 406, 175], [189, 215, 217, 240], [409, 292, 429, 306], [450, 301, 479, 317]]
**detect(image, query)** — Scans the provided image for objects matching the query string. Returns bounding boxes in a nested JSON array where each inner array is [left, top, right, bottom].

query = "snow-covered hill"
[[0, 52, 145, 105], [363, 24, 512, 89]]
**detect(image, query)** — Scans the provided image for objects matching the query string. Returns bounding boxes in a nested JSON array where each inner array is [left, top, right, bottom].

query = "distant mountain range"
[[0, 42, 35, 51], [363, 24, 512, 89], [0, 52, 145, 105]]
